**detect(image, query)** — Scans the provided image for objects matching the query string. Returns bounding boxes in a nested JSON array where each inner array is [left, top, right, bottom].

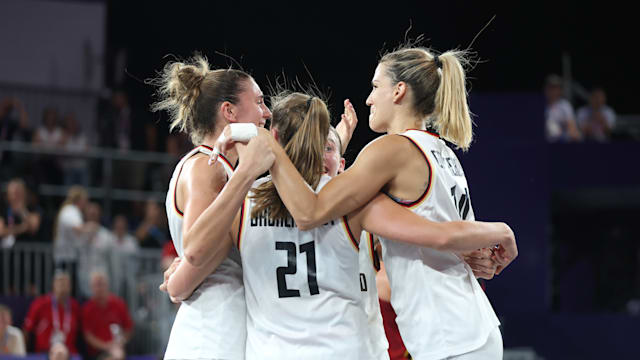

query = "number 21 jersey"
[[239, 175, 371, 360]]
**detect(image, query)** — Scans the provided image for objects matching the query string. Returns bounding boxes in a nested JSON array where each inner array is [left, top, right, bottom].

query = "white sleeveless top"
[[164, 145, 246, 360], [239, 175, 372, 360], [379, 130, 500, 359], [359, 232, 390, 360]]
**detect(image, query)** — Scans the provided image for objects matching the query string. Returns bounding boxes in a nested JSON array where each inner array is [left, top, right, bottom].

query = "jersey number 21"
[[275, 241, 319, 298]]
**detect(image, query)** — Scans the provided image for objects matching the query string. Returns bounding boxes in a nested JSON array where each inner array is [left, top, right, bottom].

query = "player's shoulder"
[[359, 134, 416, 163], [184, 153, 228, 188]]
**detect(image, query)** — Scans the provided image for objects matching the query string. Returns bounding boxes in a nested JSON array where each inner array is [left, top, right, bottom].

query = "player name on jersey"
[[430, 149, 464, 177], [250, 209, 336, 228]]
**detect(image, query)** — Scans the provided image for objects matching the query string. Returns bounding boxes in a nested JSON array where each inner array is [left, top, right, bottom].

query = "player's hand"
[[209, 125, 237, 165], [493, 223, 517, 275], [335, 99, 358, 154], [159, 257, 181, 292], [462, 248, 498, 280], [235, 128, 275, 178]]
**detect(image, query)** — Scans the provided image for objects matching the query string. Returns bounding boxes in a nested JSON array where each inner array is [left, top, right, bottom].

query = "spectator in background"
[[0, 304, 26, 356], [112, 215, 138, 254], [33, 107, 64, 184], [544, 74, 581, 142], [577, 87, 616, 142], [134, 199, 168, 248], [23, 271, 81, 355], [0, 97, 31, 171], [77, 202, 113, 299], [33, 107, 63, 148], [0, 97, 30, 142], [53, 186, 97, 295], [0, 179, 42, 294], [0, 178, 41, 247], [61, 113, 89, 186], [109, 215, 139, 298], [98, 90, 131, 150], [82, 270, 133, 360]]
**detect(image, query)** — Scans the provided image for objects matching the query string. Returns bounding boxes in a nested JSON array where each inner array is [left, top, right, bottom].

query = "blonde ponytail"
[[380, 47, 474, 150], [433, 51, 473, 150]]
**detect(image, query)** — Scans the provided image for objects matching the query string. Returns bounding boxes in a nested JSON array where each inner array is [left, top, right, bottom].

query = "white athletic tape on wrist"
[[228, 123, 258, 142], [208, 123, 258, 165]]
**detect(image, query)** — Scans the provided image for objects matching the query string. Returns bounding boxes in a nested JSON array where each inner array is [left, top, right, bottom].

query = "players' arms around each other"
[[217, 127, 516, 263], [164, 138, 273, 301], [150, 55, 272, 302]]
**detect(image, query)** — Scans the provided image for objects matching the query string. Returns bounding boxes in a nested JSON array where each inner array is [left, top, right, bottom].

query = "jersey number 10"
[[450, 185, 471, 220], [275, 241, 319, 298]]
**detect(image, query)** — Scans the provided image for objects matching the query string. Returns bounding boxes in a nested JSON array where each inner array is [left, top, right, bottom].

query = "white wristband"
[[208, 123, 258, 166], [229, 123, 258, 141]]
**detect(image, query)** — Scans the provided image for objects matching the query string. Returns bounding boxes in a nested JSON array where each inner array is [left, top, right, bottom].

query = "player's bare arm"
[[269, 134, 409, 230], [348, 193, 516, 265]]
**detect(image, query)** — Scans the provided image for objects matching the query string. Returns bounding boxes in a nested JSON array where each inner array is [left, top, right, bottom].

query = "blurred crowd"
[[544, 74, 619, 143], [1, 90, 185, 358]]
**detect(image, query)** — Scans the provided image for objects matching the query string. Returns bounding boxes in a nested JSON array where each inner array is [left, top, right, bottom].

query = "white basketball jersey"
[[164, 145, 246, 360], [379, 130, 500, 360], [359, 232, 390, 360], [240, 175, 371, 360]]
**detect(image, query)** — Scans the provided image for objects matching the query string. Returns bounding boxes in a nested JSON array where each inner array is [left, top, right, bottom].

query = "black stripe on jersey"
[[369, 233, 381, 272], [342, 216, 359, 250], [173, 163, 186, 217], [389, 135, 432, 208], [237, 199, 246, 250]]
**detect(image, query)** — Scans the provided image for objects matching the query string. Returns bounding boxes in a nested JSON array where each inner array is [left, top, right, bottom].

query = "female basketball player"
[[150, 55, 274, 360], [170, 88, 514, 359], [251, 46, 514, 359]]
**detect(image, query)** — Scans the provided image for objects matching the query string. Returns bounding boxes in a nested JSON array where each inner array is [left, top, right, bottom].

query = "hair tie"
[[433, 55, 442, 69]]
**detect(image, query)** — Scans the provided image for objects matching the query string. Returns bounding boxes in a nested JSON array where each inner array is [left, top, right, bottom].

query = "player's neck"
[[387, 114, 424, 135]]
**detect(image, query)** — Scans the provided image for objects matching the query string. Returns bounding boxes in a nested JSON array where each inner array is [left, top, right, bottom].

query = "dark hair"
[[251, 92, 330, 220], [150, 55, 252, 144]]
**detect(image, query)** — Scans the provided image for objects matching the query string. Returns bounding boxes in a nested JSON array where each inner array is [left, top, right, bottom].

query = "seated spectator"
[[23, 271, 81, 355], [0, 304, 26, 356], [82, 270, 133, 360], [134, 199, 168, 248], [32, 107, 64, 184], [0, 178, 42, 247], [33, 107, 63, 148], [60, 112, 89, 186], [576, 87, 616, 142], [0, 97, 30, 168], [544, 74, 581, 142], [0, 97, 30, 142]]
